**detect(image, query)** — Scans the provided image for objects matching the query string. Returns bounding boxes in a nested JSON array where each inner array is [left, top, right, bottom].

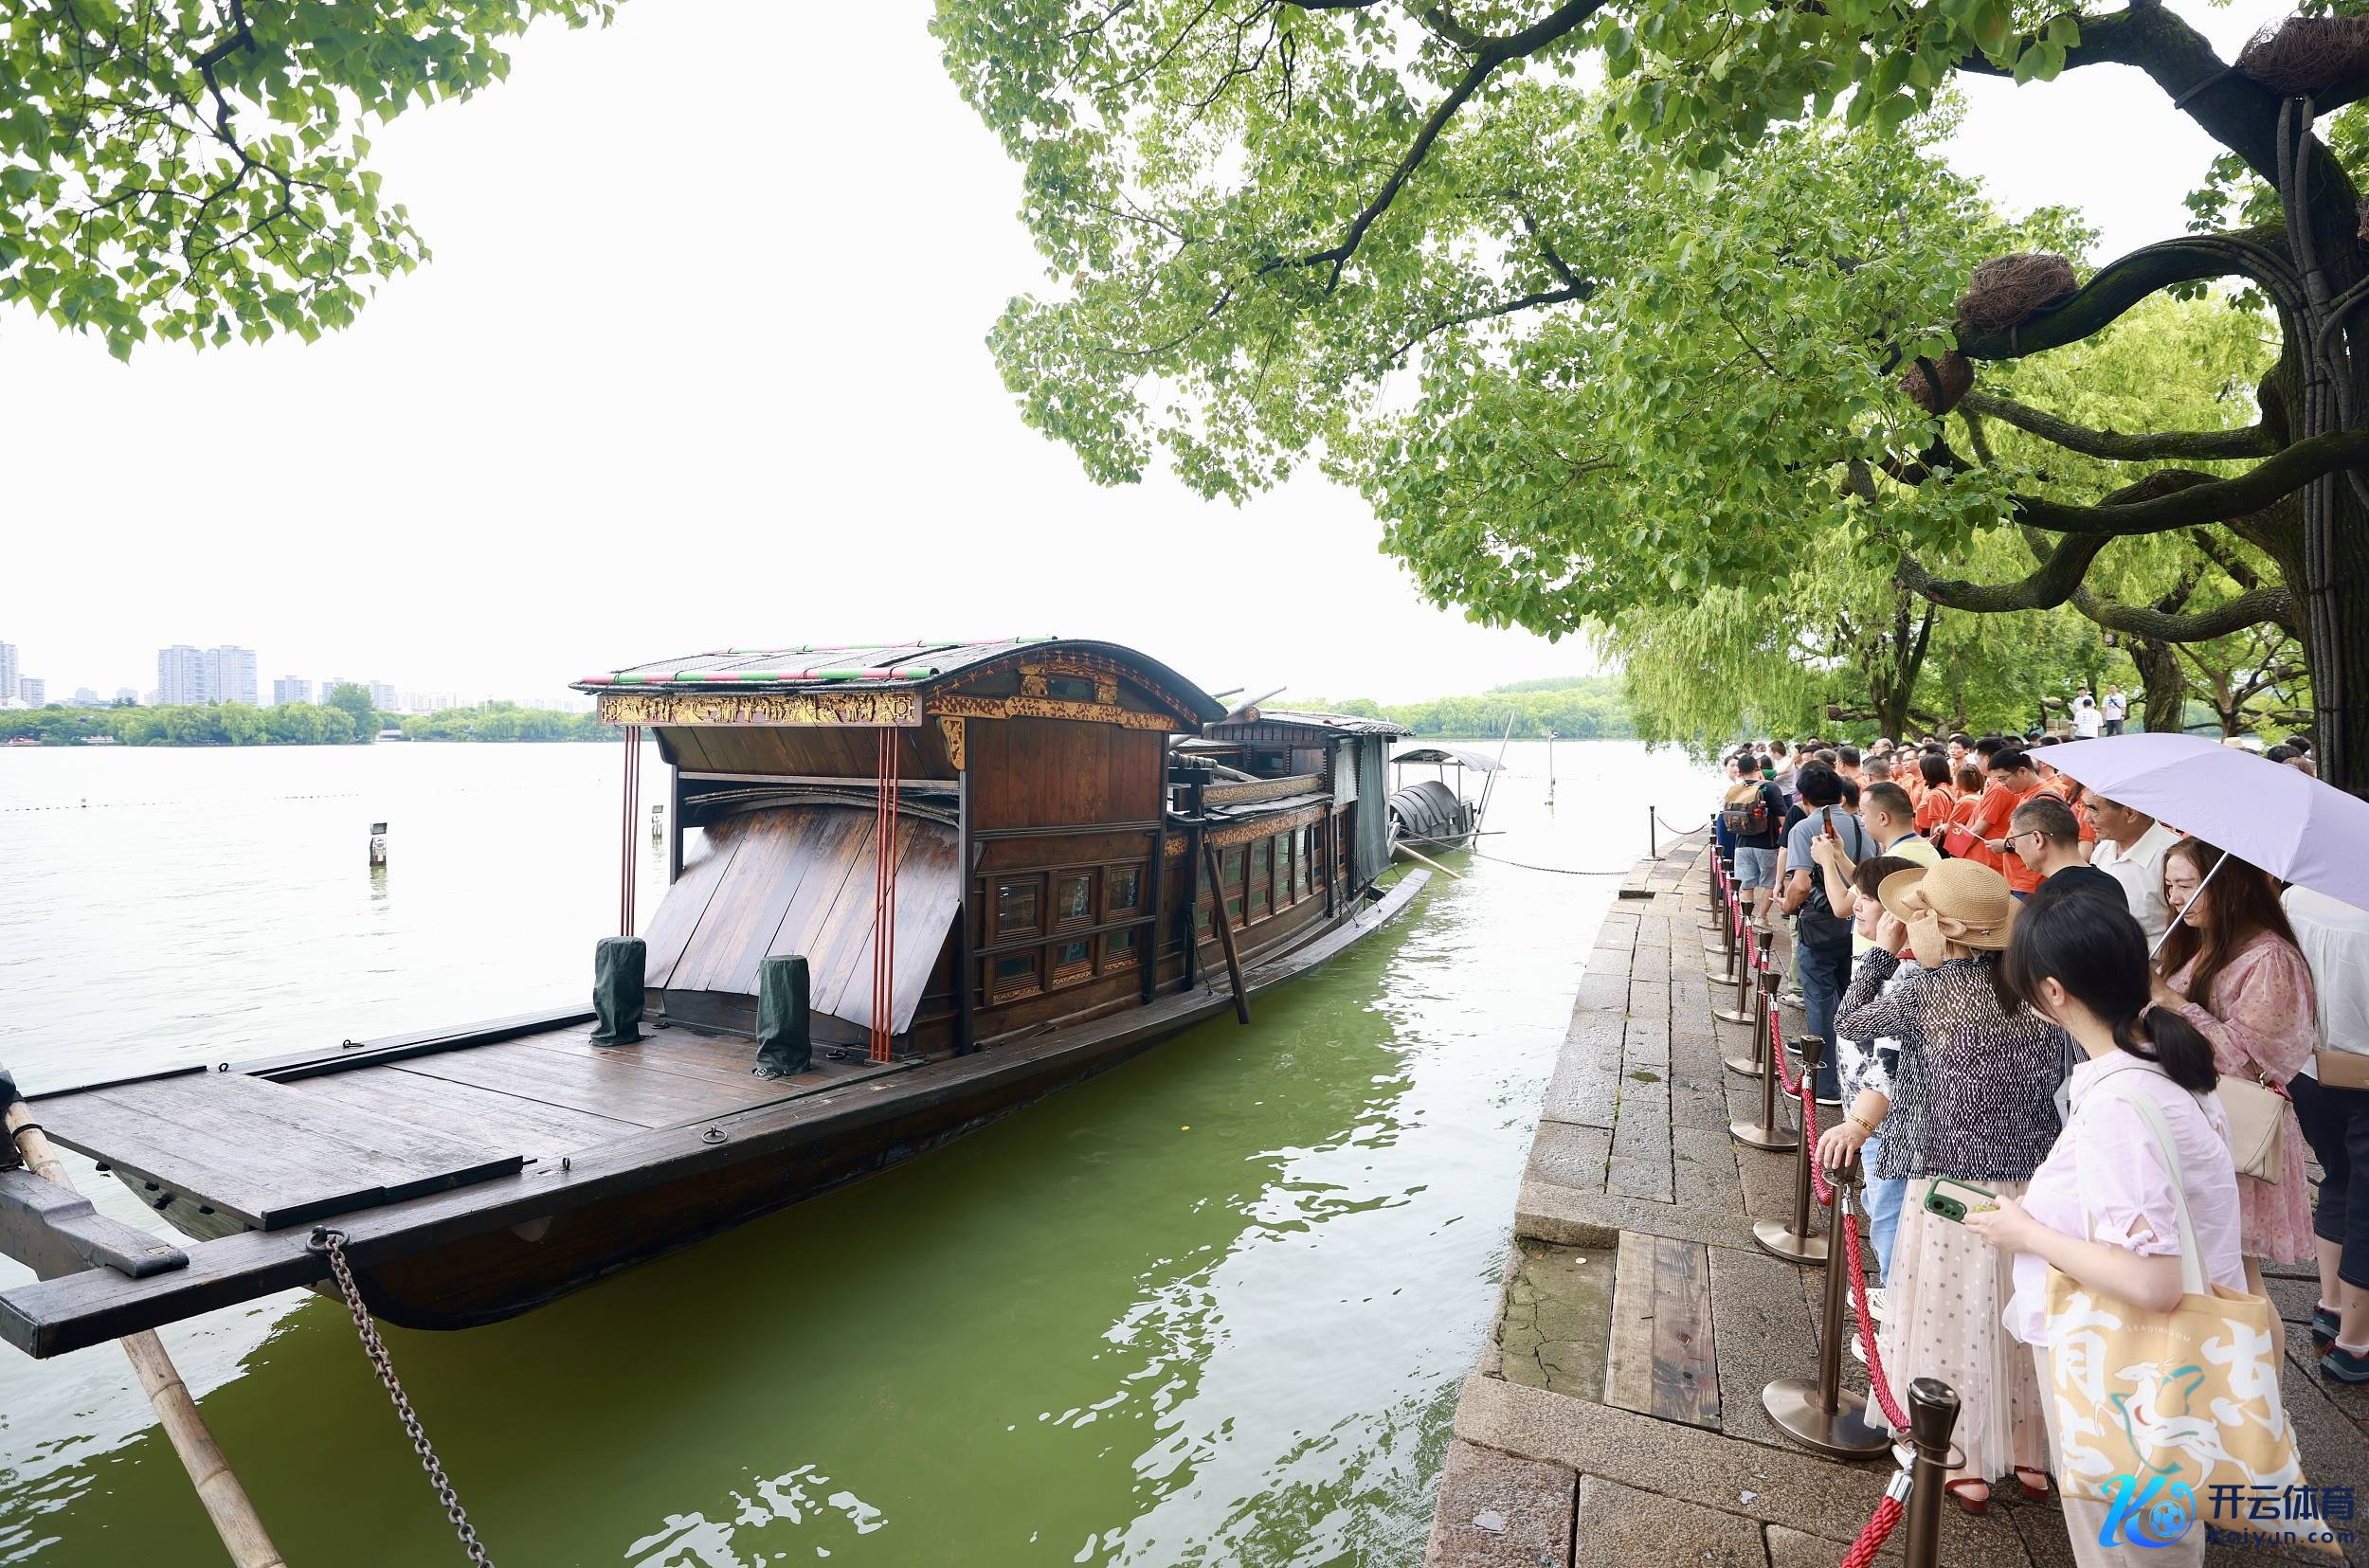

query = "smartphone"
[[1923, 1178, 1998, 1224]]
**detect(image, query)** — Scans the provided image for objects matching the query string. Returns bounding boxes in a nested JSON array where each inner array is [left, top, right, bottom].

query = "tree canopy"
[[1, 0, 613, 357], [937, 1, 2369, 787]]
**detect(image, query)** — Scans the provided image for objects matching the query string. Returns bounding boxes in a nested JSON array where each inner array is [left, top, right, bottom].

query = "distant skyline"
[[0, 3, 2288, 708]]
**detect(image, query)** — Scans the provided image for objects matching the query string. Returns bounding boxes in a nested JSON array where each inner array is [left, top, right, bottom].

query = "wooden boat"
[[0, 640, 1429, 1359]]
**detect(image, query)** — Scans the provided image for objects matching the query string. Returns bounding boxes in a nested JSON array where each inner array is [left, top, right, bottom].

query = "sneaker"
[[1869, 1288, 1892, 1325], [2311, 1304, 2341, 1350], [1781, 990, 1806, 1010], [2324, 1343, 2369, 1385]]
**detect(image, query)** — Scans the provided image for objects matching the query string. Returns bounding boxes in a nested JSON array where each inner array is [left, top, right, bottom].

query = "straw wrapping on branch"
[[2236, 17, 2369, 98], [1956, 253, 2077, 333], [1901, 351, 1974, 414]]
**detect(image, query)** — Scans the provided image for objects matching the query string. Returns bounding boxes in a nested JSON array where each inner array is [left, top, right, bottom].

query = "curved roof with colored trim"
[[1204, 707, 1414, 741], [572, 639, 1225, 725]]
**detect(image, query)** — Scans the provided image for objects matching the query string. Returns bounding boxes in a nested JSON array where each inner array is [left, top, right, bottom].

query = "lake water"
[[0, 738, 1709, 1567]]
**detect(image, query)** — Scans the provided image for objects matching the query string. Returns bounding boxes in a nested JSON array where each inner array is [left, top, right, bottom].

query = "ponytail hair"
[[2004, 884, 2218, 1093], [2126, 1004, 2218, 1096]]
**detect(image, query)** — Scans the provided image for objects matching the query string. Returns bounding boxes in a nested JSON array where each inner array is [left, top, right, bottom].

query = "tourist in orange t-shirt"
[[2034, 755, 2098, 848], [1912, 752, 1956, 833], [1973, 748, 2046, 894]]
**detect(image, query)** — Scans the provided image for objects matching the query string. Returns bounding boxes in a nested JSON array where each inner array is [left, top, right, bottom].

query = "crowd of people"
[[1710, 726, 2368, 1561]]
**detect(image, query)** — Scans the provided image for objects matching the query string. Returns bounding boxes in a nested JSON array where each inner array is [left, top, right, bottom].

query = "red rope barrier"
[[1838, 1494, 1903, 1568], [1657, 811, 1710, 837], [1842, 1209, 1909, 1430]]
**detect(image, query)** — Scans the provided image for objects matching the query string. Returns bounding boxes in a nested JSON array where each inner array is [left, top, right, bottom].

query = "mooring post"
[[1647, 803, 1656, 861], [2, 1076, 287, 1568]]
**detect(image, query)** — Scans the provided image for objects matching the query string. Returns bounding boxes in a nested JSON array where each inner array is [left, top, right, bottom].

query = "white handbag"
[[2215, 1071, 2288, 1183]]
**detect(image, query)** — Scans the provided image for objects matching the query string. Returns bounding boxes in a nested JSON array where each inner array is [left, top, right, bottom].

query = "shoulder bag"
[[2040, 1071, 2309, 1526]]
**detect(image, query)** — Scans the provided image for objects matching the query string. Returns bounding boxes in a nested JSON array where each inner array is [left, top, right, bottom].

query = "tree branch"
[[2071, 583, 2295, 643], [2016, 431, 2369, 535], [1894, 532, 2111, 615], [1956, 389, 2278, 461], [1955, 230, 2292, 362], [1263, 0, 1604, 288]]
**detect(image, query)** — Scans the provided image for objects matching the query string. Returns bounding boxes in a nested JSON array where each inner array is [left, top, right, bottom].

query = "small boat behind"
[[1386, 744, 1506, 852]]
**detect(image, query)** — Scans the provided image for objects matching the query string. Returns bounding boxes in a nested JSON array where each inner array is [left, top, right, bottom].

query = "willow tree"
[[938, 1, 2369, 791], [1, 0, 615, 356]]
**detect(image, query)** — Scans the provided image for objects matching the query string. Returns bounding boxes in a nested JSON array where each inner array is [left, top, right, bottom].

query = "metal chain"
[[311, 1229, 495, 1567]]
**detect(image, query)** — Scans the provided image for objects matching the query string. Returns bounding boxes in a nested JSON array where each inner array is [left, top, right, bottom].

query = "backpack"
[[1796, 807, 1869, 955], [1722, 785, 1773, 839]]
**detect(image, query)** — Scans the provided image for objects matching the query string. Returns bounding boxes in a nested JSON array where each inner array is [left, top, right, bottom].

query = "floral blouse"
[[2166, 930, 2319, 1090], [1836, 949, 2072, 1182]]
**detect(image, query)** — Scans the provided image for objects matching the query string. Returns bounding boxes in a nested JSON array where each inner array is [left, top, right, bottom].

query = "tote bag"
[[2040, 1072, 2311, 1529]]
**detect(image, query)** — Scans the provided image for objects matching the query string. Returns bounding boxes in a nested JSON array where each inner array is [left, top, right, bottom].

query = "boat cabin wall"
[[656, 724, 955, 782], [963, 716, 1167, 1038]]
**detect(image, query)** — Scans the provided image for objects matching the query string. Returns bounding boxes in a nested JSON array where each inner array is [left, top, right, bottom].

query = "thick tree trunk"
[[2133, 638, 2186, 734]]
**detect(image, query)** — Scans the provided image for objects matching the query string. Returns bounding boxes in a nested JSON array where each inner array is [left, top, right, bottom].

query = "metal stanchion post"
[[1752, 1035, 1830, 1263], [1763, 1161, 1889, 1456], [1711, 922, 1758, 1022], [1648, 804, 1657, 862], [1730, 968, 1797, 1148], [1900, 1379, 1962, 1568], [1723, 945, 1770, 1077], [1705, 861, 1737, 955]]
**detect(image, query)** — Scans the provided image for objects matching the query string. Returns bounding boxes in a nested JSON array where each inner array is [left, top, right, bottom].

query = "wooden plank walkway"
[[36, 1073, 524, 1229]]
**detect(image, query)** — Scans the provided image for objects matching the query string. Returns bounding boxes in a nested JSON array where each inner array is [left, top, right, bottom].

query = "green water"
[[0, 741, 1709, 1565]]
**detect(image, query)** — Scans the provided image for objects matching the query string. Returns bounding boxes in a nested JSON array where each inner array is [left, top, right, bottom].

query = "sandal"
[[2015, 1467, 2053, 1502], [1944, 1479, 1990, 1516]]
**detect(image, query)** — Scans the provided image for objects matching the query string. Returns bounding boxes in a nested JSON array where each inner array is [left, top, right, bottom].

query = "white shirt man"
[[2101, 687, 2128, 734], [2071, 691, 2103, 740], [2088, 797, 2179, 946]]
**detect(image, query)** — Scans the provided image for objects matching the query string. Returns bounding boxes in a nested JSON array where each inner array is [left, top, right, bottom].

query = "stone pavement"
[[1427, 838, 2369, 1567]]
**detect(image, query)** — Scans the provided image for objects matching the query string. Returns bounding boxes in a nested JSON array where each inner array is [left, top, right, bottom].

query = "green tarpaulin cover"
[[591, 936, 646, 1045]]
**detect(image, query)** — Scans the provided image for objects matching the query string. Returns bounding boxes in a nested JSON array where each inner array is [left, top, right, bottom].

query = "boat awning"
[[640, 803, 959, 1034], [1393, 746, 1504, 773]]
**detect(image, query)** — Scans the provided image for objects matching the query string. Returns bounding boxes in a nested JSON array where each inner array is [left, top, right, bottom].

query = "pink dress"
[[2166, 930, 2319, 1263]]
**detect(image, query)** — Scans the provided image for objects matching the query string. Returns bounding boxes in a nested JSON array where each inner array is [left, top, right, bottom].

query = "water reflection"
[[0, 740, 1709, 1565]]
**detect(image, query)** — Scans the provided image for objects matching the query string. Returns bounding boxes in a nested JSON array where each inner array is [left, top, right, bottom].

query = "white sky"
[[0, 1, 2289, 705]]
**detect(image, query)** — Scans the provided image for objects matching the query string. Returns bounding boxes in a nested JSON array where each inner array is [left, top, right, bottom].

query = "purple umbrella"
[[2045, 733, 2369, 915]]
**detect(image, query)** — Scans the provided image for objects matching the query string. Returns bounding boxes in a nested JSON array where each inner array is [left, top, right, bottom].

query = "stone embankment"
[[1426, 838, 2369, 1567]]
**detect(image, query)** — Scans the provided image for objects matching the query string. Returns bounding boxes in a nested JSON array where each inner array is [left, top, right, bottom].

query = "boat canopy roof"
[[1203, 708, 1412, 745], [1393, 745, 1504, 773], [570, 638, 1224, 733]]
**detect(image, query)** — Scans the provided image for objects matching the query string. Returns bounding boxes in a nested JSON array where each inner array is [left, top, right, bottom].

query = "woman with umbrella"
[[2153, 839, 2319, 1292]]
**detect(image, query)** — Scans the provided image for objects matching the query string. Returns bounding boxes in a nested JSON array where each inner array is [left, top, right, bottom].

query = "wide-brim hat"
[[1877, 860, 2016, 967]]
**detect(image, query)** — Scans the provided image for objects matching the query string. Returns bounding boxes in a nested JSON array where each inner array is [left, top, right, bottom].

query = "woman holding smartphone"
[[1817, 859, 2069, 1512], [1967, 889, 2243, 1567]]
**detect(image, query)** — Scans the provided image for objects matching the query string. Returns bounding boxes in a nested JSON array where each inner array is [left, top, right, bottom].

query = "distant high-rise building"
[[273, 676, 313, 707], [72, 687, 100, 707], [208, 646, 258, 706], [157, 645, 209, 705], [155, 644, 258, 705], [18, 677, 45, 707], [117, 687, 140, 706], [0, 642, 17, 697], [367, 681, 396, 711]]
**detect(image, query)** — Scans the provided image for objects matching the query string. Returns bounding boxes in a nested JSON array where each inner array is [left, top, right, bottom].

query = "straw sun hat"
[[1875, 860, 2016, 968]]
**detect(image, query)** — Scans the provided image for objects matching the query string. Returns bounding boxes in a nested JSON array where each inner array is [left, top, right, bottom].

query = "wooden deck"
[[34, 1020, 907, 1231]]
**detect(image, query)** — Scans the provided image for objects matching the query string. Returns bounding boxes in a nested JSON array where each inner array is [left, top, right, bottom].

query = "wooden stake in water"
[[2, 1094, 287, 1568]]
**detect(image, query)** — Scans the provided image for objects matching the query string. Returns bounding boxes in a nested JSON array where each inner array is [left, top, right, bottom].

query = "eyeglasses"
[[2001, 829, 2047, 848]]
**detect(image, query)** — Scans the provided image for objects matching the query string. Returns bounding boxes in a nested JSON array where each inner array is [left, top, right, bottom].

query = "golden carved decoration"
[[927, 693, 1179, 731], [1020, 673, 1050, 698], [1202, 802, 1330, 851], [597, 690, 921, 728], [938, 716, 967, 771], [1021, 659, 1120, 705]]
